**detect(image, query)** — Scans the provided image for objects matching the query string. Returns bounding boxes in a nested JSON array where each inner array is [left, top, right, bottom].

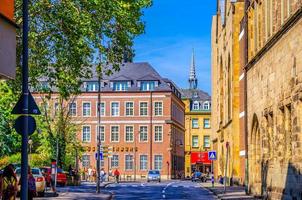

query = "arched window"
[[203, 101, 210, 110], [192, 101, 199, 110]]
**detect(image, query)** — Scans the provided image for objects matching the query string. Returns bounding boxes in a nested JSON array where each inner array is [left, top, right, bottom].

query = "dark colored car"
[[40, 167, 67, 187], [191, 171, 207, 182]]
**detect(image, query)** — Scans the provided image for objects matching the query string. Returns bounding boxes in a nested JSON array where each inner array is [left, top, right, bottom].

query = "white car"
[[15, 167, 46, 197]]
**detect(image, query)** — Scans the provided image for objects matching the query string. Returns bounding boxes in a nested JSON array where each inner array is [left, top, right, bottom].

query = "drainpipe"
[[244, 0, 249, 195]]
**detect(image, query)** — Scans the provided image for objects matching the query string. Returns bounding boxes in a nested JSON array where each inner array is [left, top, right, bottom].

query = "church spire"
[[189, 49, 198, 89]]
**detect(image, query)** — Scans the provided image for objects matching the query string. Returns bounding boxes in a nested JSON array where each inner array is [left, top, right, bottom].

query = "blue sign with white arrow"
[[208, 151, 217, 160], [95, 152, 103, 160]]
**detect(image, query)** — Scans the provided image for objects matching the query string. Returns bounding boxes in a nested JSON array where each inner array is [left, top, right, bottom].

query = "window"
[[82, 155, 90, 168], [69, 103, 77, 116], [111, 155, 119, 168], [192, 136, 199, 148], [139, 126, 148, 142], [82, 126, 91, 142], [154, 155, 163, 170], [125, 102, 134, 116], [111, 102, 119, 116], [140, 81, 155, 91], [140, 155, 148, 170], [204, 136, 210, 148], [203, 102, 210, 110], [97, 102, 105, 116], [192, 119, 199, 128], [154, 102, 163, 116], [86, 82, 98, 92], [204, 119, 210, 129], [96, 126, 105, 142], [125, 126, 134, 142], [192, 101, 199, 110], [140, 102, 148, 116], [113, 82, 128, 91], [154, 126, 163, 142], [83, 102, 91, 116], [54, 102, 59, 115], [125, 155, 133, 170], [111, 126, 119, 142]]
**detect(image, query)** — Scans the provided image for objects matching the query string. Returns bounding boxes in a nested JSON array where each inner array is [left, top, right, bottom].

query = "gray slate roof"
[[180, 88, 211, 101]]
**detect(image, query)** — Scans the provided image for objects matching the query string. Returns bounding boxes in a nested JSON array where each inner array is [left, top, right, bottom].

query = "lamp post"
[[28, 139, 33, 164]]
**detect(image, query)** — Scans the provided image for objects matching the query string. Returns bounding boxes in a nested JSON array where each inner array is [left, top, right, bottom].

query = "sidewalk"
[[201, 182, 259, 200]]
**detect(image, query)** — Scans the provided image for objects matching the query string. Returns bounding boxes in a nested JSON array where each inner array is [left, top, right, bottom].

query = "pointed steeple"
[[189, 49, 198, 89]]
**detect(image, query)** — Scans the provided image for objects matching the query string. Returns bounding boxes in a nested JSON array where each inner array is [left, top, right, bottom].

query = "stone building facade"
[[211, 0, 245, 185], [243, 0, 302, 199], [181, 51, 212, 178]]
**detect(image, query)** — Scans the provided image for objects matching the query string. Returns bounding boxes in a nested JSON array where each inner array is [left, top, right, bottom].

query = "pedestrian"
[[114, 169, 120, 183], [92, 168, 96, 182], [1, 165, 17, 200], [68, 165, 74, 184], [100, 168, 105, 183], [27, 166, 37, 200], [88, 167, 93, 182]]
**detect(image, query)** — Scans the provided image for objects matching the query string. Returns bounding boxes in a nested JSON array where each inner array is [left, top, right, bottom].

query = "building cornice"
[[0, 13, 19, 28], [245, 7, 302, 72]]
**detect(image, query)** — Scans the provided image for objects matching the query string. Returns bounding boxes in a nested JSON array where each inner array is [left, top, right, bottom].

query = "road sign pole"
[[21, 0, 29, 199]]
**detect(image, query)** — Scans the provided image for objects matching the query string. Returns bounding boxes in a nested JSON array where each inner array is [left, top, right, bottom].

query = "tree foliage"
[[0, 0, 151, 167]]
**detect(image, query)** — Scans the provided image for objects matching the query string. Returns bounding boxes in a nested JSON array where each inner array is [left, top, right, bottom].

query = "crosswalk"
[[106, 183, 201, 189]]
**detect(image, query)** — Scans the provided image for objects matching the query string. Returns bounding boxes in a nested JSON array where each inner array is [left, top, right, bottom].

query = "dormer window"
[[113, 81, 128, 91], [85, 82, 98, 92], [203, 101, 210, 110], [192, 101, 199, 110], [140, 81, 156, 91]]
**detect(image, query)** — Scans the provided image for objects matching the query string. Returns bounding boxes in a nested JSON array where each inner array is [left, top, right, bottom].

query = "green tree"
[[7, 0, 151, 167]]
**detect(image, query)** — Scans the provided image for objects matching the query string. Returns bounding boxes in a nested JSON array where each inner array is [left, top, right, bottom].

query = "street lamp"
[[28, 139, 33, 164]]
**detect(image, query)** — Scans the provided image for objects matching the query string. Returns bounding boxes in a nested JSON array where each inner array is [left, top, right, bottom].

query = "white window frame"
[[154, 155, 163, 171], [82, 125, 91, 143], [193, 101, 199, 110], [192, 119, 199, 128], [204, 118, 211, 129], [139, 101, 148, 116], [192, 135, 199, 148], [139, 126, 148, 142], [96, 102, 106, 117], [204, 135, 210, 148], [82, 101, 91, 117], [110, 125, 120, 142], [154, 101, 163, 116], [139, 154, 148, 171], [69, 102, 77, 117], [111, 155, 119, 168], [154, 125, 163, 142], [203, 101, 210, 110], [125, 101, 134, 116], [124, 125, 134, 142], [111, 102, 120, 117], [82, 154, 91, 168], [96, 125, 105, 143], [125, 154, 134, 171]]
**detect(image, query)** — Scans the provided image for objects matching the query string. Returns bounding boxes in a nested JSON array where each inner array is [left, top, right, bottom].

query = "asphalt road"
[[104, 180, 216, 200]]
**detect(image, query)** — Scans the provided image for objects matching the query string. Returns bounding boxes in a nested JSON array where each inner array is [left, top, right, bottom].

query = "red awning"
[[191, 152, 211, 165]]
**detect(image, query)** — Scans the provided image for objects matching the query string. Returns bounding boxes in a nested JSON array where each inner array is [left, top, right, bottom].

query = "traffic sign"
[[14, 115, 37, 135], [208, 151, 217, 160], [95, 152, 103, 160], [12, 92, 41, 115]]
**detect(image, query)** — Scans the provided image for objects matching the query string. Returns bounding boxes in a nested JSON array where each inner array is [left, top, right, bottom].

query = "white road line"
[[162, 195, 166, 198]]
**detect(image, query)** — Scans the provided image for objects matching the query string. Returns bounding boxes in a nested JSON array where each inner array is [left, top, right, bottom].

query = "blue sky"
[[134, 0, 217, 94]]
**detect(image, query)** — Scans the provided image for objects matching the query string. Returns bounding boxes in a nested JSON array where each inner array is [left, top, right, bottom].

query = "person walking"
[[88, 167, 93, 182], [1, 165, 17, 200], [27, 166, 37, 200], [100, 168, 105, 183], [114, 169, 120, 183]]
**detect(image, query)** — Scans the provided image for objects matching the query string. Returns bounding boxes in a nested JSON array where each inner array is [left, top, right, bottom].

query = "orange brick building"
[[37, 63, 185, 180], [0, 0, 17, 79]]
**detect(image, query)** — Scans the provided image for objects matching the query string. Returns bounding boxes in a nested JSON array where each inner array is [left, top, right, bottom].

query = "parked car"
[[15, 167, 46, 197], [147, 170, 161, 182], [40, 167, 67, 187], [191, 171, 207, 182]]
